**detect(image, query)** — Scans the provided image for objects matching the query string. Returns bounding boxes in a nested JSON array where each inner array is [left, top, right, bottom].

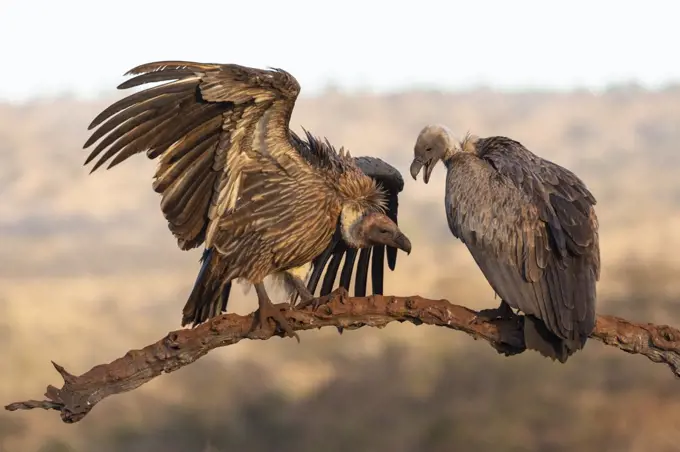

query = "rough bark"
[[6, 289, 680, 423]]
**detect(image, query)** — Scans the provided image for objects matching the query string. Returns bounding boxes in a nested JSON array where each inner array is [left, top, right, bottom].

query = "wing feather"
[[385, 192, 400, 270], [83, 60, 307, 252], [88, 77, 199, 130], [306, 233, 337, 296], [353, 248, 372, 297], [339, 248, 358, 289], [321, 253, 344, 296], [371, 244, 385, 294]]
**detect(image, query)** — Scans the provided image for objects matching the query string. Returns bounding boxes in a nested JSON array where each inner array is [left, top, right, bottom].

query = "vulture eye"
[[379, 227, 390, 234], [425, 147, 432, 153]]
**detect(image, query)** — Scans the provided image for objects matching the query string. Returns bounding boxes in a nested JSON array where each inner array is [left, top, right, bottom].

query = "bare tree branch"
[[6, 289, 680, 423]]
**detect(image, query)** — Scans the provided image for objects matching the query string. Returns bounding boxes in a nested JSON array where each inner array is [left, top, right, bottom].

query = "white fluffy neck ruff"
[[436, 125, 458, 162], [340, 204, 364, 248]]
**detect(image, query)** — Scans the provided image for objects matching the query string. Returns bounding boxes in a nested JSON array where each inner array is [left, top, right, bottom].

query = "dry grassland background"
[[2, 85, 680, 451]]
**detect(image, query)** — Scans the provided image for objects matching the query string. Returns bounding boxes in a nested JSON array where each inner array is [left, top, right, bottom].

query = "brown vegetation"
[[2, 85, 680, 451]]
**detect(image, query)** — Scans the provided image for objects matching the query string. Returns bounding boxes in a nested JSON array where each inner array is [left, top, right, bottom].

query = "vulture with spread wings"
[[409, 125, 600, 363], [83, 61, 412, 340]]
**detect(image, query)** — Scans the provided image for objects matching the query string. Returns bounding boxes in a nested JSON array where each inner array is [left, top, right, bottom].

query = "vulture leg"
[[472, 299, 519, 324], [284, 274, 316, 309], [254, 282, 300, 342]]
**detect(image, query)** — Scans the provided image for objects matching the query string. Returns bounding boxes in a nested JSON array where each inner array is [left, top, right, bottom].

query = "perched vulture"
[[83, 60, 412, 340], [409, 125, 600, 362]]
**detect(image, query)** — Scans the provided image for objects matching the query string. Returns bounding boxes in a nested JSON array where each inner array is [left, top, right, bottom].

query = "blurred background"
[[2, 1, 680, 451]]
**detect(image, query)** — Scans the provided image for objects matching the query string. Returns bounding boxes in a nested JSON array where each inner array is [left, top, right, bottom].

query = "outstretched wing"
[[83, 60, 306, 251], [299, 143, 405, 298], [448, 136, 599, 342]]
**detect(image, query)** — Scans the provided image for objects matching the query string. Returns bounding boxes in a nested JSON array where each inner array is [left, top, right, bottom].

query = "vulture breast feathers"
[[82, 60, 410, 327]]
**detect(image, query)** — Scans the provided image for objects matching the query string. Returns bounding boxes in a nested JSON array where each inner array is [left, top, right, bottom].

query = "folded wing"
[[449, 136, 599, 342]]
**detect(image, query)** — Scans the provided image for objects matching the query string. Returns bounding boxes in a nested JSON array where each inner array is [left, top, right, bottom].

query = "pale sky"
[[1, 0, 678, 103]]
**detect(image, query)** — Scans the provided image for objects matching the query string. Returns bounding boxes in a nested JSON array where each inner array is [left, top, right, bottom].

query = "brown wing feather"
[[83, 60, 302, 251]]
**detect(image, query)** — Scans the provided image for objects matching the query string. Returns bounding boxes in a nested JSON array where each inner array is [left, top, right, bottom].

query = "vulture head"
[[410, 124, 457, 184], [340, 205, 412, 254]]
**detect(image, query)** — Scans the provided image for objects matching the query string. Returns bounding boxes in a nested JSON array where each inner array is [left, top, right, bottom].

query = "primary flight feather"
[[83, 60, 412, 339]]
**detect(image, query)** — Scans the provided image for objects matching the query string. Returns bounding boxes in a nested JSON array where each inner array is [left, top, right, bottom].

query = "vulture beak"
[[410, 159, 423, 180], [409, 158, 433, 184], [393, 232, 412, 254], [367, 226, 412, 255]]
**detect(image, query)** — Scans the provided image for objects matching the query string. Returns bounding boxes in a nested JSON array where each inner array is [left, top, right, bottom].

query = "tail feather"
[[523, 315, 588, 363], [181, 248, 233, 327]]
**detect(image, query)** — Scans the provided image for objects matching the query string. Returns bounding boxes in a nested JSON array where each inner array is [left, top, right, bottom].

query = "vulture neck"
[[444, 134, 480, 168], [339, 204, 364, 248], [441, 147, 456, 166]]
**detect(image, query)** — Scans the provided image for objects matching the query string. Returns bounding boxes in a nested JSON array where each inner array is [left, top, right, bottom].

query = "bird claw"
[[471, 304, 517, 325], [334, 287, 349, 303], [471, 312, 496, 325], [294, 287, 348, 311], [295, 295, 331, 311], [256, 302, 300, 343]]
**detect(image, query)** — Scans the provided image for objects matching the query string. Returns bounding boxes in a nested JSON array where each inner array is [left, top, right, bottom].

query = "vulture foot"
[[295, 294, 332, 311], [254, 283, 300, 342], [472, 300, 518, 325], [296, 287, 347, 312]]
